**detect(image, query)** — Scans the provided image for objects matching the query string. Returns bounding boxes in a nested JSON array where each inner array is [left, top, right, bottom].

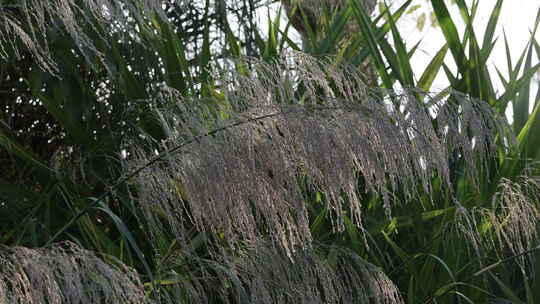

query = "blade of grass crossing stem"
[[224, 19, 241, 58], [418, 44, 448, 91], [448, 1, 487, 99], [417, 253, 456, 285], [310, 206, 329, 236], [480, 39, 498, 65], [377, 38, 400, 84], [297, 5, 318, 52], [442, 63, 459, 88], [408, 39, 421, 59], [495, 65, 509, 89], [277, 27, 302, 51], [95, 199, 154, 282], [222, 17, 250, 77], [463, 6, 496, 104], [478, 38, 499, 102], [508, 38, 530, 82], [490, 273, 523, 303], [222, 16, 255, 81], [382, 231, 414, 274], [253, 6, 278, 59]]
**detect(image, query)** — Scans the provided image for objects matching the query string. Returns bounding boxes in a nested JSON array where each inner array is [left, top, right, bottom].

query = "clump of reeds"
[[149, 242, 403, 304], [122, 52, 508, 301], [0, 0, 171, 73], [457, 175, 540, 276], [0, 241, 147, 303], [232, 244, 403, 303], [130, 52, 505, 252]]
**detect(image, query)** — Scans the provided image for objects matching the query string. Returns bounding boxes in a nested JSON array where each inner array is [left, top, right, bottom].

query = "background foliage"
[[1, 0, 540, 302]]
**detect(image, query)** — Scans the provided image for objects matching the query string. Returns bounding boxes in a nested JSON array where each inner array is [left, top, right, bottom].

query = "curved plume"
[[0, 241, 147, 303], [128, 52, 508, 253]]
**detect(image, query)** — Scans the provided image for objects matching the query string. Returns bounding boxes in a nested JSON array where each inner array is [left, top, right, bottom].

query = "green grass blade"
[[467, 26, 483, 99], [382, 231, 410, 264], [431, 1, 468, 74], [442, 63, 459, 87], [199, 0, 212, 94], [533, 39, 540, 108], [316, 6, 352, 54], [513, 41, 534, 133], [482, 0, 503, 52], [511, 11, 540, 131], [418, 44, 448, 91], [95, 200, 154, 282], [408, 39, 422, 59], [498, 62, 540, 114], [454, 0, 471, 24], [347, 0, 411, 67], [490, 273, 524, 303], [385, 3, 414, 86], [343, 215, 362, 253], [264, 7, 280, 58], [517, 96, 540, 160], [349, 0, 392, 88], [502, 30, 514, 79], [495, 65, 509, 88], [157, 19, 192, 93]]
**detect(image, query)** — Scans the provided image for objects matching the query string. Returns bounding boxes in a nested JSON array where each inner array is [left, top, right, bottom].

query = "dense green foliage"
[[1, 0, 540, 302]]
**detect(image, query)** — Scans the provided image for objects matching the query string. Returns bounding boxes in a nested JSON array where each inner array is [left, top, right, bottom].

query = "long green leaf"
[[513, 41, 534, 133], [481, 0, 503, 53], [96, 200, 154, 281], [385, 3, 414, 87], [418, 44, 448, 91], [498, 62, 540, 114], [431, 1, 468, 75], [349, 0, 392, 88], [157, 19, 191, 93], [517, 96, 540, 160]]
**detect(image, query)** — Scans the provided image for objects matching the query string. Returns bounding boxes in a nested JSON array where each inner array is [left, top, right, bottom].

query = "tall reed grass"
[[1, 0, 540, 302]]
